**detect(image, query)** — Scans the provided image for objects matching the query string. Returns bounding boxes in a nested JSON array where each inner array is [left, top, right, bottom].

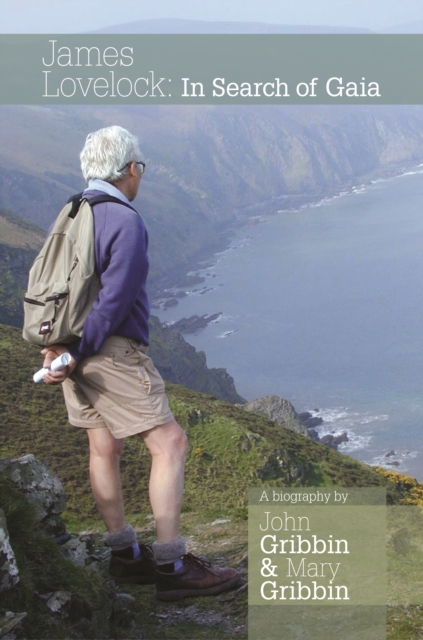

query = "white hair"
[[80, 125, 142, 183]]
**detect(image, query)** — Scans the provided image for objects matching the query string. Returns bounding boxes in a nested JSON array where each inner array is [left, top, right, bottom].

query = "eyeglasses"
[[118, 160, 146, 174]]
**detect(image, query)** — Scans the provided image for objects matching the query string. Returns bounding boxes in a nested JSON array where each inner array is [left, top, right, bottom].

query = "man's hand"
[[40, 345, 78, 385]]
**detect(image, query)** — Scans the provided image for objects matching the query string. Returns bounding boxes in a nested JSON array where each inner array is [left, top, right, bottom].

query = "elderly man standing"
[[41, 125, 240, 601]]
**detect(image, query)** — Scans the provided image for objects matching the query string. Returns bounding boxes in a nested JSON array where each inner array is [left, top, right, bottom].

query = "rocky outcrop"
[[148, 315, 245, 403], [243, 395, 308, 435], [0, 612, 27, 639], [319, 432, 349, 450], [0, 508, 19, 593], [298, 411, 324, 429], [387, 527, 410, 556], [0, 454, 66, 536], [168, 313, 222, 334]]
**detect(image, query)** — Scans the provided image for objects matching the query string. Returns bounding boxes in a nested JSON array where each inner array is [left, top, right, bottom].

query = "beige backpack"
[[22, 192, 134, 346]]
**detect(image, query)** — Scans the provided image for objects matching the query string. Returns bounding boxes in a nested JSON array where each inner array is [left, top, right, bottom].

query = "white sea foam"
[[337, 432, 373, 453], [211, 313, 234, 324], [307, 406, 419, 471], [305, 407, 390, 453], [217, 330, 238, 339], [398, 167, 423, 177], [310, 407, 388, 427], [369, 449, 418, 473]]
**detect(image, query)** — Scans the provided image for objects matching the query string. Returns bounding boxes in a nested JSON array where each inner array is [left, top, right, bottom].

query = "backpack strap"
[[66, 193, 138, 219], [67, 192, 84, 219], [85, 194, 138, 213]]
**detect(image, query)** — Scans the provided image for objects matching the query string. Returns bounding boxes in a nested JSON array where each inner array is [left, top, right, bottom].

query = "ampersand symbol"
[[261, 558, 277, 577]]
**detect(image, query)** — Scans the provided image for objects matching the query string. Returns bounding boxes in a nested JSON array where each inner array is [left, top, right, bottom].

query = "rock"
[[307, 429, 319, 441], [163, 298, 179, 308], [115, 593, 136, 602], [385, 450, 396, 457], [170, 313, 222, 333], [298, 412, 312, 422], [243, 396, 308, 436], [62, 533, 96, 567], [45, 590, 72, 614], [387, 527, 410, 556], [332, 432, 349, 447], [0, 509, 19, 593], [0, 455, 66, 535], [39, 590, 94, 622], [303, 417, 324, 429], [320, 434, 336, 448], [54, 534, 72, 545], [387, 461, 400, 466], [42, 514, 66, 537], [211, 519, 231, 526], [0, 612, 27, 639]]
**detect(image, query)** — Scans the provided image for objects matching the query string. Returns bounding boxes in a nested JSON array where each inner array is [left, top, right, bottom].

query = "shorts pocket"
[[137, 351, 166, 395], [136, 364, 152, 394]]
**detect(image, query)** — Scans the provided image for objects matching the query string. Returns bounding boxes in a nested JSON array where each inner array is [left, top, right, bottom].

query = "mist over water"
[[158, 168, 423, 480]]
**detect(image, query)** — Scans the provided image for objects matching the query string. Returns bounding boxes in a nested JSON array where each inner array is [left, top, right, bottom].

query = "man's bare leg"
[[87, 428, 156, 584], [140, 420, 188, 544], [87, 428, 126, 533], [87, 420, 187, 542]]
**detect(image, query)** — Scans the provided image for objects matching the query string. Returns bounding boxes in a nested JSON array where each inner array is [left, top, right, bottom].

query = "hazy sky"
[[1, 0, 422, 33]]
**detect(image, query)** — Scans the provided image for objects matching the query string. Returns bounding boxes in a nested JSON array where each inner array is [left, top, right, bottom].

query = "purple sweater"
[[68, 189, 150, 362]]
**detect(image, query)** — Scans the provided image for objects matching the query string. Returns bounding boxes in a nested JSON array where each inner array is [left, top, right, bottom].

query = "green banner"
[[248, 487, 387, 639], [0, 35, 422, 104]]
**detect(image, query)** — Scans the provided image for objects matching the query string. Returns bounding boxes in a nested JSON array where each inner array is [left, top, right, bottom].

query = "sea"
[[156, 166, 423, 481]]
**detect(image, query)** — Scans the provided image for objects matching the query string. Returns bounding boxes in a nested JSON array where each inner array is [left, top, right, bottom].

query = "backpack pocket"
[[23, 283, 70, 345]]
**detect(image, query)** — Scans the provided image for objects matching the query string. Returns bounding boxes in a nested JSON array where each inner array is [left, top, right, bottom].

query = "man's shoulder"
[[83, 190, 136, 210], [83, 190, 142, 219], [82, 191, 147, 242]]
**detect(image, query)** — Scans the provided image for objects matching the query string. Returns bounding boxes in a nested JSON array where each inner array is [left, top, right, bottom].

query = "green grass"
[[0, 322, 413, 524], [2, 322, 423, 639]]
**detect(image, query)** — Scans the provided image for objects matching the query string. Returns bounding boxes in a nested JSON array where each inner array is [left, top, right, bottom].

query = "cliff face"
[[243, 395, 307, 435], [1, 105, 423, 287], [148, 316, 245, 403], [0, 207, 45, 326]]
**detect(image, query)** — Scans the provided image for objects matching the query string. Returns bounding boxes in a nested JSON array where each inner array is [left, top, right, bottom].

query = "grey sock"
[[152, 535, 187, 565], [105, 524, 137, 550]]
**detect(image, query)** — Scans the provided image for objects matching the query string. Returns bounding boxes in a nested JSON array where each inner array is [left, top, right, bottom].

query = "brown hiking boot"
[[109, 543, 156, 584], [155, 553, 241, 601]]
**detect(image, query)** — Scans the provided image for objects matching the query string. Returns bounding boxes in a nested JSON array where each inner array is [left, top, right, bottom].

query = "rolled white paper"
[[33, 353, 72, 383]]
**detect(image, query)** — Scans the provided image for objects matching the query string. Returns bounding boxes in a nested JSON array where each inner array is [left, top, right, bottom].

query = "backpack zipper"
[[24, 297, 45, 306], [66, 255, 79, 282]]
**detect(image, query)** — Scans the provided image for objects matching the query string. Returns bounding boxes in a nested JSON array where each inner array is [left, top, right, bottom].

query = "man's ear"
[[128, 161, 137, 177]]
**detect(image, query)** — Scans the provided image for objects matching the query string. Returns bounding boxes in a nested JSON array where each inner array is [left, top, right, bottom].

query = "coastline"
[[151, 158, 423, 307], [151, 161, 423, 479]]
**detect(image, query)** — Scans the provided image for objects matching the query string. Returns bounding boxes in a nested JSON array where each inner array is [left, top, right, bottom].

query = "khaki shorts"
[[62, 335, 174, 439]]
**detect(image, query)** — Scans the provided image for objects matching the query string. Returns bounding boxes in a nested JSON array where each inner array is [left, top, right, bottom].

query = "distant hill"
[[0, 206, 44, 326], [90, 18, 371, 34], [0, 205, 45, 249], [381, 20, 423, 33], [2, 104, 423, 293]]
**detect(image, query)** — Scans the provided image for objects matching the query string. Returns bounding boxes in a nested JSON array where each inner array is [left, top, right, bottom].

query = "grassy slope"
[[2, 323, 423, 639], [0, 323, 408, 520]]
